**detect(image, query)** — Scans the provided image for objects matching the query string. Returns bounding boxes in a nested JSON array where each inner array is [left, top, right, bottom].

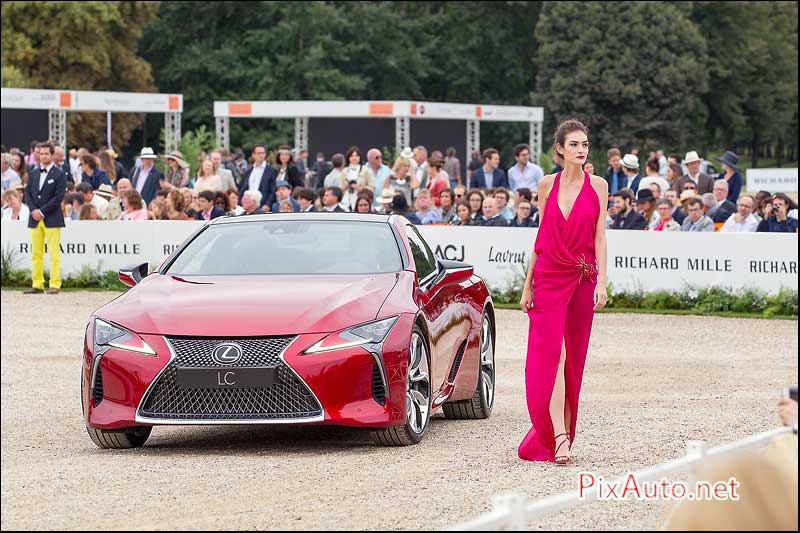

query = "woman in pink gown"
[[518, 119, 608, 464]]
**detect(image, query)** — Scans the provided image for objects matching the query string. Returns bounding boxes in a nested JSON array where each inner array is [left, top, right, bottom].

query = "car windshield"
[[165, 219, 403, 276]]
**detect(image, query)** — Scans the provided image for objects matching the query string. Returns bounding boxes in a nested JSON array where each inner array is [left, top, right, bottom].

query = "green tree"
[[534, 1, 708, 155], [143, 1, 544, 161], [691, 1, 798, 165], [1, 1, 161, 152]]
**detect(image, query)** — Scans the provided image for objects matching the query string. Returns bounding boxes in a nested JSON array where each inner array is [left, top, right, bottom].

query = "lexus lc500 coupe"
[[82, 213, 496, 448]]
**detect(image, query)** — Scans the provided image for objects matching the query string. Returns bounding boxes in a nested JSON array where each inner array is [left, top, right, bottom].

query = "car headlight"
[[304, 316, 398, 354], [94, 318, 156, 355]]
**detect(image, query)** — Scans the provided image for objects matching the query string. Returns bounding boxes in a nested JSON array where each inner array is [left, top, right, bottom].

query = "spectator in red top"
[[426, 157, 449, 207]]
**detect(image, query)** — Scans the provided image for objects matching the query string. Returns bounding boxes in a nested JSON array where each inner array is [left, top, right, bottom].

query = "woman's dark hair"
[[345, 146, 362, 163], [124, 189, 144, 210], [214, 190, 229, 210], [427, 156, 444, 170], [772, 192, 798, 211], [645, 158, 660, 174], [355, 194, 372, 213], [553, 119, 589, 157], [668, 163, 683, 180], [276, 144, 293, 165], [80, 154, 97, 169], [467, 190, 485, 214], [456, 199, 472, 215]]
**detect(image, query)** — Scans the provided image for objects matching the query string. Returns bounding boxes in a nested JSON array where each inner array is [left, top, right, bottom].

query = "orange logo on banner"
[[411, 103, 418, 116], [475, 106, 483, 118], [169, 96, 179, 111], [369, 103, 393, 116], [228, 103, 252, 116], [59, 92, 72, 108]]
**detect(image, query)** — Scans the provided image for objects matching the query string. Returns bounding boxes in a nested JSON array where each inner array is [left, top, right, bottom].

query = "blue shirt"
[[610, 170, 620, 193], [508, 162, 544, 193], [419, 208, 443, 225], [367, 164, 392, 189]]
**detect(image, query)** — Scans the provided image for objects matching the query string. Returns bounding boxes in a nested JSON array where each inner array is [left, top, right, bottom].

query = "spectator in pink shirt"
[[118, 190, 148, 221]]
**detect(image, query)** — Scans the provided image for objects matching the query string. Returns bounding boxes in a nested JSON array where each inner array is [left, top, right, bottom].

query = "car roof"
[[210, 212, 396, 225]]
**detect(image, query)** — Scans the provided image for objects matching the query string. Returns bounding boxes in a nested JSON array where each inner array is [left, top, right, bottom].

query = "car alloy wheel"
[[480, 315, 495, 411], [407, 330, 431, 435]]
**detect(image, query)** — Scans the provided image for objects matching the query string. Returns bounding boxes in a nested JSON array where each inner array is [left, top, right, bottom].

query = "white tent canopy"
[[213, 100, 545, 164], [1, 88, 184, 152]]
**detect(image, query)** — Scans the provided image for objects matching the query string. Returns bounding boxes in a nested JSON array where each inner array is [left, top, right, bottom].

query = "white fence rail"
[[1, 221, 797, 294], [447, 425, 797, 531]]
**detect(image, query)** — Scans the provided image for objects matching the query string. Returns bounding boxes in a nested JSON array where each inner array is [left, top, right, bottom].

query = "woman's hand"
[[520, 288, 532, 312], [593, 284, 607, 311]]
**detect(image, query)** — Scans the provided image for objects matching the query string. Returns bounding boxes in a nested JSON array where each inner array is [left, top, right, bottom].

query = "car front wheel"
[[370, 325, 432, 446]]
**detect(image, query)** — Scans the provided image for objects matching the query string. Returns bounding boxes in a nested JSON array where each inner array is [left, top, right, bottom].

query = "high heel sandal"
[[554, 432, 571, 465]]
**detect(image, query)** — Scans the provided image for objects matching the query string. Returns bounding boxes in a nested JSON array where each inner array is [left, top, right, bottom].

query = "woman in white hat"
[[161, 150, 191, 190]]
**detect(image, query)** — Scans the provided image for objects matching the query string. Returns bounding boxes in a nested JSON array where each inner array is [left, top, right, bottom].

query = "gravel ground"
[[1, 290, 796, 531]]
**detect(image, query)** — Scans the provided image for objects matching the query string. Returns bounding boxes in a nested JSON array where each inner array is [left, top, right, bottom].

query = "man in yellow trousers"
[[23, 142, 67, 294]]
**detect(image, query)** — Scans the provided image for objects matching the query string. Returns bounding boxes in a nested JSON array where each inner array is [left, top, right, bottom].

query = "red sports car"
[[82, 213, 495, 448]]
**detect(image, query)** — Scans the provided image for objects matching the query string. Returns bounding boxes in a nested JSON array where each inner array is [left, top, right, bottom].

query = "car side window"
[[405, 225, 437, 281]]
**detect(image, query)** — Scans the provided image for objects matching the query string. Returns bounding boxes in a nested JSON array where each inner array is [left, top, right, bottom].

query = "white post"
[[492, 493, 528, 530], [215, 116, 229, 151], [106, 112, 112, 149], [686, 440, 707, 495]]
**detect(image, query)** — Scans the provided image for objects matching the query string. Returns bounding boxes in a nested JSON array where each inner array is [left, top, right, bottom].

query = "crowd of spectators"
[[1, 140, 797, 233]]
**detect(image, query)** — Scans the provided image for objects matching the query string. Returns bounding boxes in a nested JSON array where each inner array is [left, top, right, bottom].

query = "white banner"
[[746, 168, 798, 193], [1, 221, 797, 294]]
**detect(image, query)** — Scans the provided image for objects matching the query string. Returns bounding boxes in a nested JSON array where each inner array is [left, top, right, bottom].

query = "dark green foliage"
[[535, 1, 708, 153]]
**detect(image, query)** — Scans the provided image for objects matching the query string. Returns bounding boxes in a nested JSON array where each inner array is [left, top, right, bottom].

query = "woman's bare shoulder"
[[589, 174, 607, 193], [540, 174, 556, 189]]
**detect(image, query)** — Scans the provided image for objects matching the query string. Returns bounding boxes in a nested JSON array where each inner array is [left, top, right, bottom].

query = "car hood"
[[95, 273, 402, 336]]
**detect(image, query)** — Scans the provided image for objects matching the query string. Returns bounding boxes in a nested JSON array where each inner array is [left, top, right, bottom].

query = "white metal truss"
[[48, 109, 67, 148], [164, 112, 182, 154], [466, 119, 480, 163], [529, 120, 543, 166], [294, 117, 309, 152], [215, 116, 230, 150], [395, 117, 410, 153]]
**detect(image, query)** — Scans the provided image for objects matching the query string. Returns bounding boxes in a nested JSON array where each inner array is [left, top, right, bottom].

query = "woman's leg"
[[549, 338, 570, 459]]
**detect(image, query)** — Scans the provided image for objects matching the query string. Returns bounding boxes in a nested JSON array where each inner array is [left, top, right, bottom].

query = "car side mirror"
[[428, 259, 474, 289], [118, 263, 149, 288]]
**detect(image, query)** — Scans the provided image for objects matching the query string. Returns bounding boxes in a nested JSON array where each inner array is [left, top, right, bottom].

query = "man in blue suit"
[[469, 148, 508, 190], [194, 190, 227, 220], [129, 147, 164, 205], [238, 144, 277, 211], [23, 142, 67, 294]]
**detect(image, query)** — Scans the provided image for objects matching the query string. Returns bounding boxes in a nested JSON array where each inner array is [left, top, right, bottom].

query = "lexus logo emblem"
[[211, 343, 243, 365]]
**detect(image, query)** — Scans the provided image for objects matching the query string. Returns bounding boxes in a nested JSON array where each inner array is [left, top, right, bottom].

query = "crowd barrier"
[[446, 425, 797, 530], [1, 221, 797, 293]]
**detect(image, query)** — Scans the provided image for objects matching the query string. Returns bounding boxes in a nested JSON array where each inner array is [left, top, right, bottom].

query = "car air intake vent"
[[372, 361, 386, 406], [447, 340, 468, 383], [93, 368, 104, 406]]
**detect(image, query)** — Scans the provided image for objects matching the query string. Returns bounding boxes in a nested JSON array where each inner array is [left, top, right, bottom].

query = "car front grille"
[[138, 336, 322, 421]]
